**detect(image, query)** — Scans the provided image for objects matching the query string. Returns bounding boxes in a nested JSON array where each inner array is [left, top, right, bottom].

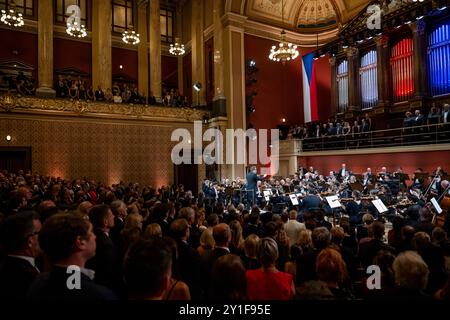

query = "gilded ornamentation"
[[0, 95, 209, 122]]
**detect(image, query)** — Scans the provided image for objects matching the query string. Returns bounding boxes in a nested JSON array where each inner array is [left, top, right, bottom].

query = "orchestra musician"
[[378, 166, 391, 181], [362, 168, 374, 187], [337, 163, 352, 181]]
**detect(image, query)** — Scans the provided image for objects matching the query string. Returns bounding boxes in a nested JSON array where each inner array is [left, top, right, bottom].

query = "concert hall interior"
[[1, 0, 450, 302]]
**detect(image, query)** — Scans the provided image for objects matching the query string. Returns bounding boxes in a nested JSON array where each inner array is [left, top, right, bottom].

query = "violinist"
[[362, 168, 374, 187], [346, 191, 363, 225]]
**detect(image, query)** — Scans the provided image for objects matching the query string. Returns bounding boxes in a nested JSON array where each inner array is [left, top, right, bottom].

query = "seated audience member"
[[246, 237, 295, 300], [95, 86, 105, 101], [316, 248, 354, 300], [197, 228, 215, 256], [27, 213, 117, 300], [0, 211, 41, 299], [358, 221, 394, 268], [113, 92, 122, 103], [124, 238, 172, 300], [210, 254, 247, 300], [390, 251, 430, 300]]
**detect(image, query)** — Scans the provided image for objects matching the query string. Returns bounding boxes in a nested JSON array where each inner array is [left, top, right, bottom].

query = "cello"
[[432, 182, 450, 228]]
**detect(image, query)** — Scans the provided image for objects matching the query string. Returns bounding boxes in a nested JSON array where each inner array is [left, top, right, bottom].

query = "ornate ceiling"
[[243, 0, 371, 32]]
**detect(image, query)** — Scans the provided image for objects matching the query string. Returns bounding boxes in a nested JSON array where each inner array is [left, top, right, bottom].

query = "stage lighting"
[[193, 82, 202, 92]]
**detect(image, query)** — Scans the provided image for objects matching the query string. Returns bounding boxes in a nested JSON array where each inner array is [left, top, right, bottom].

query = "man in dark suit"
[[337, 163, 351, 181], [86, 205, 123, 297], [170, 218, 199, 296], [198, 223, 231, 300], [27, 213, 117, 300], [346, 191, 362, 225], [298, 190, 321, 219], [109, 200, 127, 246], [0, 211, 41, 299], [358, 221, 395, 268], [246, 166, 266, 206]]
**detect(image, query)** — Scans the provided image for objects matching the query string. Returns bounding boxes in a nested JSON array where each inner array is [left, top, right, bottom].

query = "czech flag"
[[302, 53, 318, 123]]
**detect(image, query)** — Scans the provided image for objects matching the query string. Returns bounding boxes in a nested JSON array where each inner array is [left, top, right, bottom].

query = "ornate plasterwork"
[[0, 95, 208, 123]]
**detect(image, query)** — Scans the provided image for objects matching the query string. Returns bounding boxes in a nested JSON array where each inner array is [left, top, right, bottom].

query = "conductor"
[[246, 166, 266, 206]]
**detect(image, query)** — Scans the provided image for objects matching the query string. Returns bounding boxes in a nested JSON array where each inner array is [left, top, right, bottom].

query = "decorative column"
[[176, 5, 184, 95], [191, 0, 206, 106], [411, 20, 428, 99], [329, 57, 337, 113], [221, 13, 248, 180], [347, 46, 360, 111], [375, 35, 390, 110], [149, 0, 162, 102], [92, 0, 112, 91], [36, 0, 55, 97], [137, 1, 149, 98], [212, 0, 226, 117]]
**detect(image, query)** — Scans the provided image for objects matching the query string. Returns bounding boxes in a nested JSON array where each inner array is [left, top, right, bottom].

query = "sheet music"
[[372, 199, 388, 213], [289, 194, 299, 205], [431, 197, 443, 214], [325, 195, 342, 209]]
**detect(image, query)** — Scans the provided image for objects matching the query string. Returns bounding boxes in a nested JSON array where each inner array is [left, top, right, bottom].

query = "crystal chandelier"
[[269, 30, 299, 63], [268, 0, 299, 63], [169, 39, 185, 56], [65, 5, 87, 38], [66, 20, 87, 38], [1, 1, 24, 28], [122, 26, 140, 45]]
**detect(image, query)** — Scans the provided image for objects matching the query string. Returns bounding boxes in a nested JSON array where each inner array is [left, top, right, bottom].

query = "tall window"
[[390, 38, 414, 103], [428, 21, 450, 96], [337, 59, 349, 113], [0, 0, 35, 18], [55, 0, 88, 27], [160, 8, 173, 43], [360, 50, 378, 109], [112, 0, 134, 34]]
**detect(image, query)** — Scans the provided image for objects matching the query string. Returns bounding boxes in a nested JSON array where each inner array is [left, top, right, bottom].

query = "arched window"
[[55, 0, 88, 27], [428, 22, 450, 96], [390, 38, 414, 103], [112, 0, 134, 34], [360, 50, 378, 109], [0, 0, 35, 19], [337, 59, 349, 112]]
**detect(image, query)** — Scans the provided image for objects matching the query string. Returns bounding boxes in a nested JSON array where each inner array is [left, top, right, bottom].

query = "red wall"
[[245, 34, 304, 130], [300, 150, 450, 181], [112, 47, 138, 83], [161, 55, 178, 89], [0, 29, 37, 76], [54, 38, 91, 76], [244, 35, 332, 129]]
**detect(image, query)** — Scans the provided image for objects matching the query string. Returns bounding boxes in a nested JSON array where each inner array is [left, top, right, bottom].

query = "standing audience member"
[[27, 213, 117, 300], [0, 211, 41, 299], [246, 237, 295, 300]]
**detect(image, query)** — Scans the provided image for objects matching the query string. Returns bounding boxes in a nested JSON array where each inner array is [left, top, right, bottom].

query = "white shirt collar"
[[215, 246, 230, 253], [8, 254, 36, 269], [80, 267, 96, 280]]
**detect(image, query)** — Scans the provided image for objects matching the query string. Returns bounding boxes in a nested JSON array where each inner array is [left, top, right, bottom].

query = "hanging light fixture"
[[66, 4, 87, 38], [122, 25, 140, 45], [1, 1, 24, 28], [169, 38, 185, 56], [268, 0, 299, 63]]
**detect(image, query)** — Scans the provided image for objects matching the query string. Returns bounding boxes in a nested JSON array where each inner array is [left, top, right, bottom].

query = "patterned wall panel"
[[0, 117, 201, 188]]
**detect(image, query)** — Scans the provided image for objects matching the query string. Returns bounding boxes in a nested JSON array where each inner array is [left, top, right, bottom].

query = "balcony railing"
[[300, 123, 450, 152]]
